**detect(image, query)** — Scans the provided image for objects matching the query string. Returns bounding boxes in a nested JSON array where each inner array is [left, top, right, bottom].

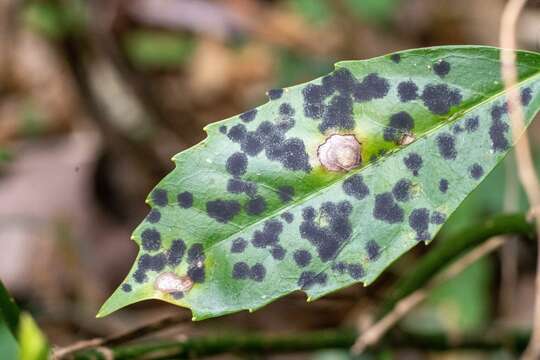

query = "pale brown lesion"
[[154, 272, 193, 294], [317, 134, 361, 172]]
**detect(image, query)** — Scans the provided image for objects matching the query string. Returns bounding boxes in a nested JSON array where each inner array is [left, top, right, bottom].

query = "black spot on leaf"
[[250, 263, 266, 282], [436, 133, 457, 160], [353, 73, 390, 102], [366, 240, 380, 260], [294, 249, 312, 267], [146, 209, 161, 223], [246, 196, 267, 215], [439, 179, 449, 193], [409, 208, 430, 241], [167, 239, 186, 266], [281, 212, 294, 223], [152, 189, 168, 207], [252, 220, 283, 248], [279, 103, 295, 116], [433, 60, 450, 77], [489, 103, 510, 152], [271, 245, 286, 260], [303, 84, 324, 119], [228, 124, 247, 142], [391, 54, 401, 63], [206, 200, 241, 223], [469, 163, 484, 179], [219, 126, 227, 134], [320, 94, 354, 132], [298, 271, 327, 289], [187, 243, 205, 263], [465, 116, 479, 132], [188, 265, 205, 283], [403, 153, 423, 176], [226, 152, 248, 176], [522, 87, 532, 106], [227, 178, 257, 196], [141, 229, 161, 251], [177, 192, 193, 208], [343, 174, 369, 200], [392, 179, 411, 202], [240, 109, 257, 122], [430, 211, 446, 225], [232, 262, 250, 279], [134, 253, 167, 283], [373, 193, 404, 223], [384, 111, 414, 142], [397, 81, 418, 102], [231, 238, 247, 253], [348, 264, 364, 279], [122, 284, 132, 292], [421, 84, 462, 115], [278, 186, 294, 202], [268, 88, 284, 100]]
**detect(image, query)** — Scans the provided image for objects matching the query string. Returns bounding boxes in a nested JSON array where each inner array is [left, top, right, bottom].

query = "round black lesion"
[[409, 208, 430, 241], [281, 212, 294, 224], [365, 240, 381, 261], [433, 60, 451, 78], [177, 192, 193, 208], [167, 239, 186, 266], [250, 263, 266, 282], [245, 196, 267, 215], [226, 152, 248, 177], [268, 88, 284, 100], [231, 237, 247, 253], [373, 192, 404, 224], [343, 175, 369, 200], [397, 81, 418, 102], [436, 133, 457, 160], [121, 283, 132, 292], [392, 179, 411, 202], [390, 54, 401, 63], [439, 179, 449, 193], [232, 262, 250, 279], [383, 111, 414, 143], [469, 163, 484, 180], [152, 189, 168, 207], [146, 209, 161, 223], [141, 228, 162, 251], [298, 271, 327, 289], [206, 199, 241, 223], [219, 125, 227, 134], [421, 84, 462, 115], [403, 153, 423, 176], [271, 245, 286, 260], [347, 264, 364, 279], [293, 249, 312, 267], [278, 186, 295, 203], [239, 109, 257, 123]]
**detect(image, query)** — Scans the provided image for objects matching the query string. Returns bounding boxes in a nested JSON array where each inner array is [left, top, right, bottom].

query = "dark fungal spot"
[[433, 60, 451, 77], [366, 240, 380, 261], [353, 73, 390, 102], [134, 253, 167, 283], [293, 249, 312, 267], [373, 192, 404, 224], [391, 54, 401, 63], [231, 238, 247, 253], [436, 133, 457, 160], [439, 179, 449, 193], [250, 263, 266, 282], [452, 124, 464, 134], [226, 152, 248, 176], [298, 271, 327, 289], [228, 124, 246, 142], [319, 94, 354, 132], [268, 88, 284, 100], [299, 201, 352, 262], [187, 265, 205, 283], [383, 111, 414, 143], [232, 262, 250, 279], [403, 153, 423, 176], [421, 84, 462, 115], [172, 291, 184, 299], [392, 179, 411, 202], [281, 212, 294, 223], [279, 103, 295, 116], [348, 264, 364, 279], [409, 208, 430, 241], [278, 186, 294, 203], [187, 243, 205, 263], [271, 245, 286, 260], [332, 262, 347, 274], [146, 209, 161, 223], [302, 84, 324, 119], [469, 163, 484, 180], [121, 283, 132, 292], [322, 68, 356, 96], [152, 189, 168, 207], [167, 239, 186, 266], [177, 192, 193, 208], [141, 228, 161, 251], [522, 87, 532, 106], [490, 103, 510, 152], [465, 116, 479, 132], [206, 199, 241, 223], [239, 109, 257, 122], [245, 196, 267, 215], [397, 81, 418, 102], [430, 211, 446, 225], [227, 178, 257, 197], [252, 219, 283, 248], [343, 174, 369, 200], [219, 125, 227, 134]]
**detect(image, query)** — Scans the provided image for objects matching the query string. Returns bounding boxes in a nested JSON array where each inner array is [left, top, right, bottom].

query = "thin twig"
[[351, 236, 506, 354], [52, 314, 190, 359], [499, 1, 540, 358]]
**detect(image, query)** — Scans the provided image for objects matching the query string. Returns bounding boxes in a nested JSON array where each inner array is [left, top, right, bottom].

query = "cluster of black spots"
[[397, 81, 418, 102], [320, 94, 354, 132], [187, 243, 205, 283], [343, 174, 369, 200], [433, 60, 451, 78], [421, 84, 462, 115], [233, 262, 266, 282], [373, 192, 404, 223], [452, 124, 464, 134], [206, 199, 241, 223], [366, 240, 381, 261], [465, 116, 480, 133], [469, 163, 484, 180], [134, 253, 166, 283], [121, 283, 132, 292], [177, 192, 193, 209], [392, 179, 412, 202], [403, 153, 423, 176], [293, 249, 312, 267], [391, 54, 401, 63], [298, 271, 327, 289], [436, 133, 457, 160], [322, 68, 356, 95], [167, 239, 186, 266], [231, 237, 247, 253], [299, 201, 353, 262], [439, 179, 449, 193], [331, 262, 347, 273], [146, 209, 161, 223], [268, 88, 284, 100], [430, 211, 446, 225], [252, 219, 283, 248], [279, 103, 295, 116], [522, 87, 532, 106], [347, 264, 364, 279], [152, 189, 168, 207], [171, 292, 184, 299], [245, 196, 267, 215], [384, 111, 414, 143], [281, 212, 294, 223], [141, 228, 161, 251], [226, 152, 248, 176], [271, 245, 286, 260], [489, 103, 510, 152], [227, 120, 311, 172], [239, 109, 257, 123], [302, 84, 325, 118], [278, 186, 295, 202], [219, 125, 227, 134], [227, 179, 257, 197], [353, 74, 390, 102], [409, 208, 430, 241]]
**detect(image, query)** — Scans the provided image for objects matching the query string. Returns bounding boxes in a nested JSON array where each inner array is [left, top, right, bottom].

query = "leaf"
[[99, 46, 540, 320]]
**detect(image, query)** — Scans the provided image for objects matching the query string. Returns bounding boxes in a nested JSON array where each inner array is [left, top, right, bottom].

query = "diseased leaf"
[[99, 46, 540, 320]]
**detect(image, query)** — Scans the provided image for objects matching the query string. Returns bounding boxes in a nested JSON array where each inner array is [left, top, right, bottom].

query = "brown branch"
[[351, 236, 506, 354], [499, 1, 540, 359]]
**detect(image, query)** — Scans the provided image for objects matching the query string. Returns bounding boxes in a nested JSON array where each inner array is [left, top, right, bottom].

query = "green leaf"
[[99, 46, 540, 320]]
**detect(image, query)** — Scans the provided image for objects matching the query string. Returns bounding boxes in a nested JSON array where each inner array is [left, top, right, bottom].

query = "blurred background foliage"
[[0, 0, 539, 358]]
